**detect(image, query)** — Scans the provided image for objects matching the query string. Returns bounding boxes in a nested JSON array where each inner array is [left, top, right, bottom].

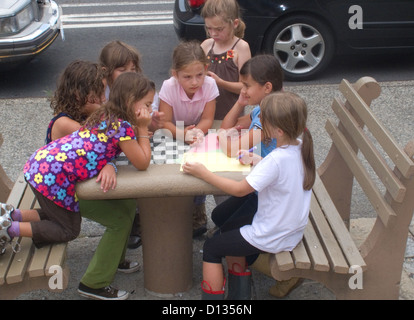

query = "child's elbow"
[[232, 189, 250, 198], [232, 181, 253, 197], [132, 158, 150, 171], [136, 163, 150, 171]]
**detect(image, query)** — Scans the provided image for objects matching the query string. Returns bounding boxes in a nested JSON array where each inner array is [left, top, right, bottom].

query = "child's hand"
[[237, 149, 262, 166], [237, 91, 249, 107], [96, 163, 117, 192], [190, 128, 205, 146], [182, 161, 208, 179], [206, 71, 221, 86], [136, 108, 152, 128], [150, 111, 165, 129], [184, 126, 204, 145], [234, 124, 247, 132]]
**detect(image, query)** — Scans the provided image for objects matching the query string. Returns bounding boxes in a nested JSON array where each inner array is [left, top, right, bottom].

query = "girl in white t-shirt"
[[183, 91, 316, 300]]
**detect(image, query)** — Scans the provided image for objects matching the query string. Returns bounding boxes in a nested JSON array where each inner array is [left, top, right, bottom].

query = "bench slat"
[[310, 192, 349, 274], [326, 120, 396, 227], [1, 176, 37, 285], [28, 246, 51, 277], [291, 240, 311, 270], [332, 97, 406, 202], [0, 173, 26, 285], [275, 240, 311, 272], [339, 79, 414, 179], [302, 220, 330, 272], [275, 251, 294, 271], [313, 175, 367, 271], [0, 244, 14, 285], [6, 237, 33, 284], [46, 243, 67, 276], [6, 173, 28, 208], [19, 185, 37, 210]]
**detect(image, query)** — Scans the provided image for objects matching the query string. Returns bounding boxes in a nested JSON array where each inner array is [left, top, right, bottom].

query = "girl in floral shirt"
[[1, 73, 153, 257]]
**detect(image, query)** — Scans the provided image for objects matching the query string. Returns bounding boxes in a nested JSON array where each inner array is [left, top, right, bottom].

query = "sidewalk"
[[0, 80, 413, 300]]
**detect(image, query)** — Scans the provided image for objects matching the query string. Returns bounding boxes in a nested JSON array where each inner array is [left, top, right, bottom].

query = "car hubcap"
[[273, 23, 325, 75]]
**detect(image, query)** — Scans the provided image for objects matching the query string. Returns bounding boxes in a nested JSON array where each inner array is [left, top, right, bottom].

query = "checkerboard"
[[114, 136, 190, 166]]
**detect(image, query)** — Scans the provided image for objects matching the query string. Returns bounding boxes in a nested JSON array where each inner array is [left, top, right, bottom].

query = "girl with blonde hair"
[[201, 0, 251, 119]]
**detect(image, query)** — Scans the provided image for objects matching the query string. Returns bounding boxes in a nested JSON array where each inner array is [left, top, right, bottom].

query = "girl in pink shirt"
[[159, 41, 219, 145], [159, 41, 219, 236]]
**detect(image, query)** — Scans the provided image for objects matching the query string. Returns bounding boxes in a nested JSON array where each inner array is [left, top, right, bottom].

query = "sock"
[[11, 209, 22, 222], [7, 221, 20, 238]]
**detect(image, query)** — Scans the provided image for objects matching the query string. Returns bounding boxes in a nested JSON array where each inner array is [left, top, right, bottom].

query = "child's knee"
[[202, 238, 221, 264], [62, 225, 81, 242]]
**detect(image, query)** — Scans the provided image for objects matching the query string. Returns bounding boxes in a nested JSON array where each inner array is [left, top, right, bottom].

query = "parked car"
[[0, 0, 62, 67], [174, 0, 414, 80]]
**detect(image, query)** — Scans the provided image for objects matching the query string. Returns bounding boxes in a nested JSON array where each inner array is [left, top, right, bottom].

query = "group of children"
[[0, 0, 315, 300]]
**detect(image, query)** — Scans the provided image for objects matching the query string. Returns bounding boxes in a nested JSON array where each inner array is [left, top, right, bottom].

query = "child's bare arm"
[[159, 99, 181, 139], [182, 161, 254, 197], [52, 117, 81, 141], [148, 110, 166, 132], [195, 99, 215, 134], [186, 99, 216, 145], [220, 97, 250, 130], [119, 109, 152, 170]]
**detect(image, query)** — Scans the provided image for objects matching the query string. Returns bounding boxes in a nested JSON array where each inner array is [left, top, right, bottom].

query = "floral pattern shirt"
[[24, 119, 136, 212]]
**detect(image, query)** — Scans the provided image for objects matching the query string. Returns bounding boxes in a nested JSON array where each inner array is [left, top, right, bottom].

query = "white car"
[[0, 0, 62, 66]]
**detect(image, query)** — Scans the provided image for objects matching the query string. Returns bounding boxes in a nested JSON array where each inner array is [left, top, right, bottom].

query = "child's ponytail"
[[301, 128, 316, 190], [234, 18, 246, 39]]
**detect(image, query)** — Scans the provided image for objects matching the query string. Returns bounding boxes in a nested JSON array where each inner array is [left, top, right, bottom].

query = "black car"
[[174, 0, 414, 80]]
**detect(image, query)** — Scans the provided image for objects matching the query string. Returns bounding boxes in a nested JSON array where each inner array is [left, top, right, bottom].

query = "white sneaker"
[[78, 283, 129, 300], [0, 211, 12, 255], [0, 203, 14, 216], [117, 260, 141, 274]]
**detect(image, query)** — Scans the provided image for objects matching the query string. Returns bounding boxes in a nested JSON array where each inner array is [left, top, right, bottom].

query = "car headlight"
[[0, 3, 35, 35]]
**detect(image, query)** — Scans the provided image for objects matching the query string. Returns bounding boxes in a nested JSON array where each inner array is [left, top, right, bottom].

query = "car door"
[[320, 0, 414, 50]]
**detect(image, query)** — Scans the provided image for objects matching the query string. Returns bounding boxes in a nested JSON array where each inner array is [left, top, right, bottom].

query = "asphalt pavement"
[[0, 79, 413, 301]]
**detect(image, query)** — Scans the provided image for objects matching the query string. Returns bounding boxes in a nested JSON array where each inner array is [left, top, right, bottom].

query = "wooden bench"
[[252, 77, 414, 299], [0, 134, 69, 299]]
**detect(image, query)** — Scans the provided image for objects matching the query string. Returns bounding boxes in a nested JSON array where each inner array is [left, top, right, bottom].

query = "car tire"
[[263, 15, 335, 81]]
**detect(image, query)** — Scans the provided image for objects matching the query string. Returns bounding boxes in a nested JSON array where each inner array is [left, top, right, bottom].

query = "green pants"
[[79, 198, 136, 289]]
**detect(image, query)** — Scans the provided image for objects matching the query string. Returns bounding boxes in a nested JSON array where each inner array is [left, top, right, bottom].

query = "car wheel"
[[264, 15, 335, 81]]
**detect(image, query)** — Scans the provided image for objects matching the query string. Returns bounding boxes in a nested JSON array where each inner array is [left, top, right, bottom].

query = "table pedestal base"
[[137, 196, 194, 296]]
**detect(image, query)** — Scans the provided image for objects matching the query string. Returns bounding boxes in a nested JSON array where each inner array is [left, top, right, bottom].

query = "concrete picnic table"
[[76, 162, 246, 296]]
